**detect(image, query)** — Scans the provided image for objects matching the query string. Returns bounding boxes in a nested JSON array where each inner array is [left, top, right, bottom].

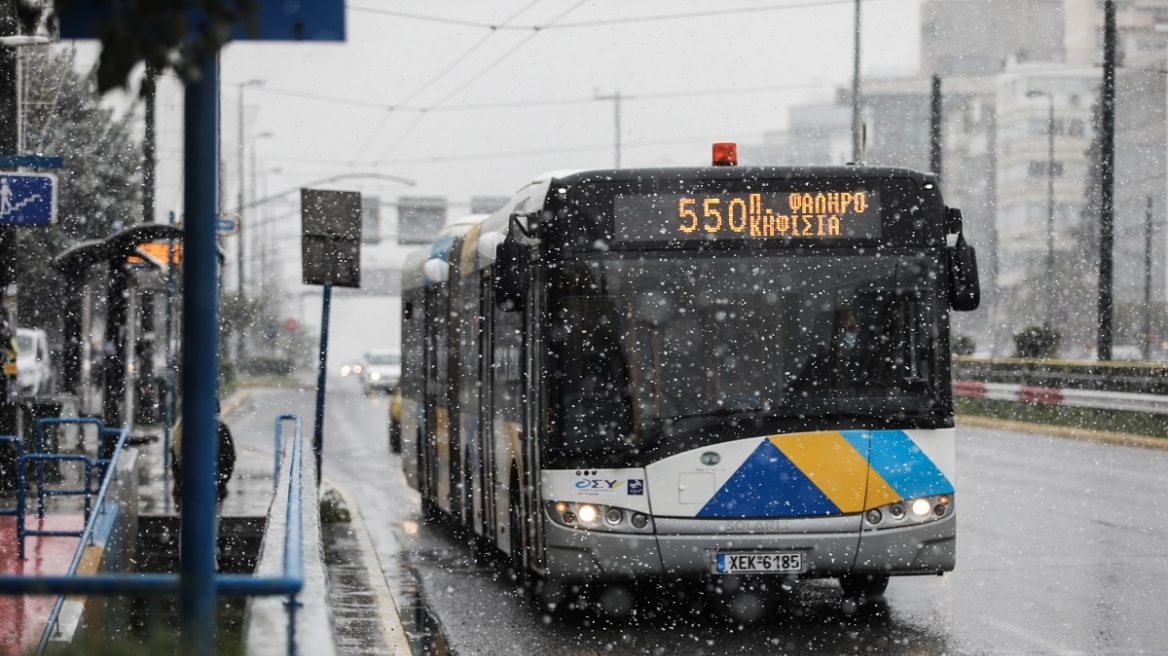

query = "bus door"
[[524, 270, 544, 571], [492, 281, 524, 553], [476, 274, 494, 540], [400, 291, 424, 490], [424, 284, 448, 511]]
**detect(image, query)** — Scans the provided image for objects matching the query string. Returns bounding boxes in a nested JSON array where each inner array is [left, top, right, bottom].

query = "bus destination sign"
[[613, 190, 881, 242]]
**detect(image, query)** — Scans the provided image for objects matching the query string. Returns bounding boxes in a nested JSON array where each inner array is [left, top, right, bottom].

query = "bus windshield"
[[551, 251, 943, 458]]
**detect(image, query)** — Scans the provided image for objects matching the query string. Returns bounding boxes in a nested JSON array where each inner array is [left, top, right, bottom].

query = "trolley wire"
[[251, 79, 834, 114], [347, 0, 544, 165], [347, 0, 883, 31], [371, 0, 590, 166]]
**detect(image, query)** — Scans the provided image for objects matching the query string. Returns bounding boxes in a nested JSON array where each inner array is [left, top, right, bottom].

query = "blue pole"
[[312, 285, 331, 480], [164, 210, 177, 507], [179, 49, 220, 654]]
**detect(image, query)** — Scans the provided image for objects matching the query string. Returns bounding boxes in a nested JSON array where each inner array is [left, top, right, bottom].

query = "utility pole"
[[235, 80, 261, 364], [1098, 0, 1116, 361], [1045, 94, 1055, 325], [1143, 196, 1154, 360], [144, 66, 157, 224], [138, 65, 158, 422], [595, 89, 622, 168], [0, 0, 21, 423], [929, 75, 942, 183], [851, 0, 862, 163]]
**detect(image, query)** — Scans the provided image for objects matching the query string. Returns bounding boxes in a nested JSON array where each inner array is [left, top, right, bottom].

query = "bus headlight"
[[862, 494, 954, 531], [911, 498, 932, 517], [546, 502, 653, 534]]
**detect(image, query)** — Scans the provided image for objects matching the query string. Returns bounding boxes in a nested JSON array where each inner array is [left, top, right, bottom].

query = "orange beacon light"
[[712, 142, 738, 166]]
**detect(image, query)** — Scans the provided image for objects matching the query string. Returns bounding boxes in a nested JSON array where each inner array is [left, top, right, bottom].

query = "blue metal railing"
[[16, 419, 124, 560], [273, 414, 298, 485], [0, 413, 307, 654], [17, 454, 95, 555], [35, 422, 129, 653]]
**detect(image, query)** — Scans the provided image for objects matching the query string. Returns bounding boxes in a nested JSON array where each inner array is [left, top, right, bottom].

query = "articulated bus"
[[399, 146, 980, 604]]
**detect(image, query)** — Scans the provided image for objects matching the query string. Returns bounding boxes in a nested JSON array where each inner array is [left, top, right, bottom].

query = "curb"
[[220, 388, 253, 418], [956, 414, 1168, 450], [322, 475, 413, 656]]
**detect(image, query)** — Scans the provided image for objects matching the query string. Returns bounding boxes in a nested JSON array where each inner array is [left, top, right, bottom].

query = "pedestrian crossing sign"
[[0, 172, 57, 226]]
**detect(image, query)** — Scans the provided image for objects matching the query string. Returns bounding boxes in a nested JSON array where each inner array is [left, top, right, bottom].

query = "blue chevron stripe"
[[842, 429, 953, 499], [696, 439, 840, 518]]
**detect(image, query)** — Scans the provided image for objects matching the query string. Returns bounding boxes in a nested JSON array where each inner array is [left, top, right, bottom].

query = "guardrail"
[[952, 356, 1168, 395], [0, 413, 309, 655], [954, 380, 1168, 415]]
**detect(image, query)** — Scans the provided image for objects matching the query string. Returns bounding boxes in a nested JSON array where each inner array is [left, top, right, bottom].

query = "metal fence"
[[0, 413, 309, 655]]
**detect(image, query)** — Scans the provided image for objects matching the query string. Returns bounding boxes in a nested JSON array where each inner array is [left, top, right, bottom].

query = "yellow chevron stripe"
[[460, 223, 483, 277], [769, 431, 898, 513]]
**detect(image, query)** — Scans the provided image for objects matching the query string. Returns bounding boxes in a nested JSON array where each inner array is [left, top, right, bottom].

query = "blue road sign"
[[0, 172, 57, 226], [216, 215, 240, 235]]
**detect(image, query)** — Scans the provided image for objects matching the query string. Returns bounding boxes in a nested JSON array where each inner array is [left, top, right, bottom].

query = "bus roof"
[[542, 164, 938, 188]]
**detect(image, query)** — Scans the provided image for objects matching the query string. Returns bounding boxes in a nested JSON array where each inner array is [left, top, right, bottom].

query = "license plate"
[[714, 552, 804, 574]]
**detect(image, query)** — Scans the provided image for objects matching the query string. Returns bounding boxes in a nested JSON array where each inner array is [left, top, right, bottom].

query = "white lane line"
[[983, 617, 1087, 655]]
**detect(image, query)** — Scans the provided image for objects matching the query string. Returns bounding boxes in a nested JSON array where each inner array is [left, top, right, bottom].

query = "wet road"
[[232, 382, 1168, 655]]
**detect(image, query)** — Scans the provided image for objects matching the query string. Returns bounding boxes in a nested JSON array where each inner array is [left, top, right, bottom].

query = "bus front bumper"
[[542, 513, 955, 581]]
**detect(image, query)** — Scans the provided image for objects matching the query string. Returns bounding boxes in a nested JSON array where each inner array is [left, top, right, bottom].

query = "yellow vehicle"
[[388, 386, 402, 453]]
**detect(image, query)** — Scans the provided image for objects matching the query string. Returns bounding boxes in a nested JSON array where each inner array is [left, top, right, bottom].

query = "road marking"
[[957, 415, 1168, 450], [983, 617, 1087, 655]]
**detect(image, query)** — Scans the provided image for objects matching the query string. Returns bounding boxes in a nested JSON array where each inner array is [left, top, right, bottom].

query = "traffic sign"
[[285, 318, 300, 332], [216, 214, 240, 235], [0, 172, 57, 226]]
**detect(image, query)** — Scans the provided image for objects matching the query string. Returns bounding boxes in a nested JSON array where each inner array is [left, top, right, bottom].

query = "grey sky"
[[182, 0, 923, 215]]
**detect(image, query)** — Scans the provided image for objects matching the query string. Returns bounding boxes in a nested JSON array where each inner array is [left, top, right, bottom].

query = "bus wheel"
[[839, 572, 889, 600]]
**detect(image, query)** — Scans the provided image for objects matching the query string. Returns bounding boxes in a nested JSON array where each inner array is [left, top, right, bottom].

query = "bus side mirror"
[[494, 229, 528, 312], [948, 232, 980, 312]]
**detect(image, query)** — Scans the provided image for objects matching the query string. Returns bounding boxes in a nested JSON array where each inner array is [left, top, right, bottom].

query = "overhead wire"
[[251, 79, 834, 115], [347, 0, 544, 165], [268, 129, 788, 169], [346, 0, 882, 31], [373, 0, 588, 165]]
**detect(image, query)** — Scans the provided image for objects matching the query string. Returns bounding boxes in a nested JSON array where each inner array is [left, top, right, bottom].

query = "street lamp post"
[[235, 79, 263, 366], [248, 131, 273, 295], [236, 79, 263, 298], [1044, 95, 1055, 325], [1028, 90, 1056, 325]]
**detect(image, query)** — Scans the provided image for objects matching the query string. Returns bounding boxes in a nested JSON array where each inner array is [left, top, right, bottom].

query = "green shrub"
[[952, 334, 976, 356], [1013, 323, 1061, 358], [319, 487, 351, 523]]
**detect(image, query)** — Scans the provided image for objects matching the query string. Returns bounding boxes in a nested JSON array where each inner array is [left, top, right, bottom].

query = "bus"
[[399, 146, 980, 605]]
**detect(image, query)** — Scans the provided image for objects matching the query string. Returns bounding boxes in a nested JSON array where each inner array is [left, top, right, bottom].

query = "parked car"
[[15, 328, 51, 396], [360, 349, 401, 395]]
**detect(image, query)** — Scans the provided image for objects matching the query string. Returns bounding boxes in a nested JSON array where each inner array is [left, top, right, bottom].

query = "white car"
[[16, 328, 51, 396], [360, 350, 401, 395]]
